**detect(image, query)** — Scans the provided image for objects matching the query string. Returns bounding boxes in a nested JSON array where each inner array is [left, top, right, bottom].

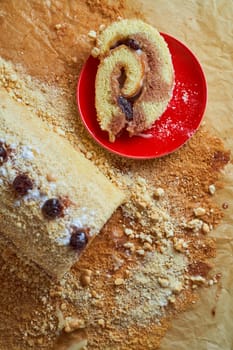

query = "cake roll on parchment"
[[0, 89, 124, 278]]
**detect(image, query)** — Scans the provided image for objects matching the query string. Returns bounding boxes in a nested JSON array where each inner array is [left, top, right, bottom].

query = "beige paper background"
[[140, 1, 233, 349], [0, 0, 232, 349]]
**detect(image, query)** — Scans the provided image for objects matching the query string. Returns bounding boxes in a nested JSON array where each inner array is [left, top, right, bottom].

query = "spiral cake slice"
[[93, 19, 174, 142]]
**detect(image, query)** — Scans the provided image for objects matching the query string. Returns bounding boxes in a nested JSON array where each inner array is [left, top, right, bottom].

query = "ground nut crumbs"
[[209, 184, 216, 195], [154, 187, 165, 198], [97, 318, 105, 327], [168, 295, 176, 304], [124, 228, 134, 236], [189, 275, 206, 284], [123, 242, 135, 251], [80, 274, 91, 287], [114, 243, 187, 327], [114, 278, 125, 286], [91, 46, 100, 57], [143, 242, 153, 251], [64, 317, 86, 332], [173, 238, 187, 252], [99, 24, 106, 32], [202, 222, 210, 234], [186, 218, 204, 232], [46, 173, 57, 182], [0, 3, 230, 349], [194, 207, 206, 217], [88, 30, 97, 39], [136, 249, 145, 256], [158, 277, 170, 288], [171, 280, 183, 294]]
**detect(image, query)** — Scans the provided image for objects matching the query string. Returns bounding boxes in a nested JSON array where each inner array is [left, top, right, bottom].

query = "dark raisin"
[[70, 227, 89, 251], [13, 174, 33, 195], [0, 143, 7, 164], [42, 198, 64, 219], [118, 96, 133, 121], [111, 38, 141, 51], [125, 39, 141, 50], [222, 202, 229, 209]]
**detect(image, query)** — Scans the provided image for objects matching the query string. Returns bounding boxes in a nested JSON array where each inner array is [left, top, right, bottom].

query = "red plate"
[[77, 33, 207, 159]]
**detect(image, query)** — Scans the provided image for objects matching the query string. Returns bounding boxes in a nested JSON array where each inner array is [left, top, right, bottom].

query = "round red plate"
[[77, 33, 207, 159]]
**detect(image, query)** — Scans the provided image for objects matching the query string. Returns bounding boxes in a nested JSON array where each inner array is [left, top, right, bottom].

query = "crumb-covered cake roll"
[[92, 19, 174, 142], [0, 90, 124, 278]]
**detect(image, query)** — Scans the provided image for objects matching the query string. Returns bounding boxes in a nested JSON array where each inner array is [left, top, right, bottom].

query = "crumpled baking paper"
[[141, 1, 233, 349], [0, 0, 232, 349]]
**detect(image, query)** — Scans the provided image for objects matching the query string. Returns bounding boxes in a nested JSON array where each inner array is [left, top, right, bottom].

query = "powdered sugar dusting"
[[182, 90, 189, 103], [71, 208, 97, 237], [56, 229, 71, 246], [148, 79, 203, 142], [21, 146, 34, 160], [137, 133, 153, 139], [0, 138, 97, 246]]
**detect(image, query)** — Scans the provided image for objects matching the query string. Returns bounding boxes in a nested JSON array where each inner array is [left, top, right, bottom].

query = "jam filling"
[[111, 38, 143, 123], [111, 38, 141, 51], [117, 96, 133, 121], [13, 174, 33, 196]]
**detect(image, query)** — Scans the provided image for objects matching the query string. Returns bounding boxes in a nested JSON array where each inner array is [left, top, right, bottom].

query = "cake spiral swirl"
[[93, 19, 174, 142]]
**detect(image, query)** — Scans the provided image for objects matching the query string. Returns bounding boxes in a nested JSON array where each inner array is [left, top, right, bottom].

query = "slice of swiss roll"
[[93, 19, 174, 142]]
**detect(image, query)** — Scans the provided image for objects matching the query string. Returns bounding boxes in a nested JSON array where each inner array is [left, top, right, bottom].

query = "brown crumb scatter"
[[188, 261, 212, 278], [0, 1, 231, 350]]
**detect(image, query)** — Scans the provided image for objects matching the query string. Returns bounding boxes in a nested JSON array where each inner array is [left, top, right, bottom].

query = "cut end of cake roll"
[[0, 89, 125, 279], [92, 19, 174, 142]]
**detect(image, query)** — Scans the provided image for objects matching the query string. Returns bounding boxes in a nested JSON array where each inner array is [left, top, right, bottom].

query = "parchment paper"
[[0, 0, 232, 349], [141, 1, 233, 349]]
